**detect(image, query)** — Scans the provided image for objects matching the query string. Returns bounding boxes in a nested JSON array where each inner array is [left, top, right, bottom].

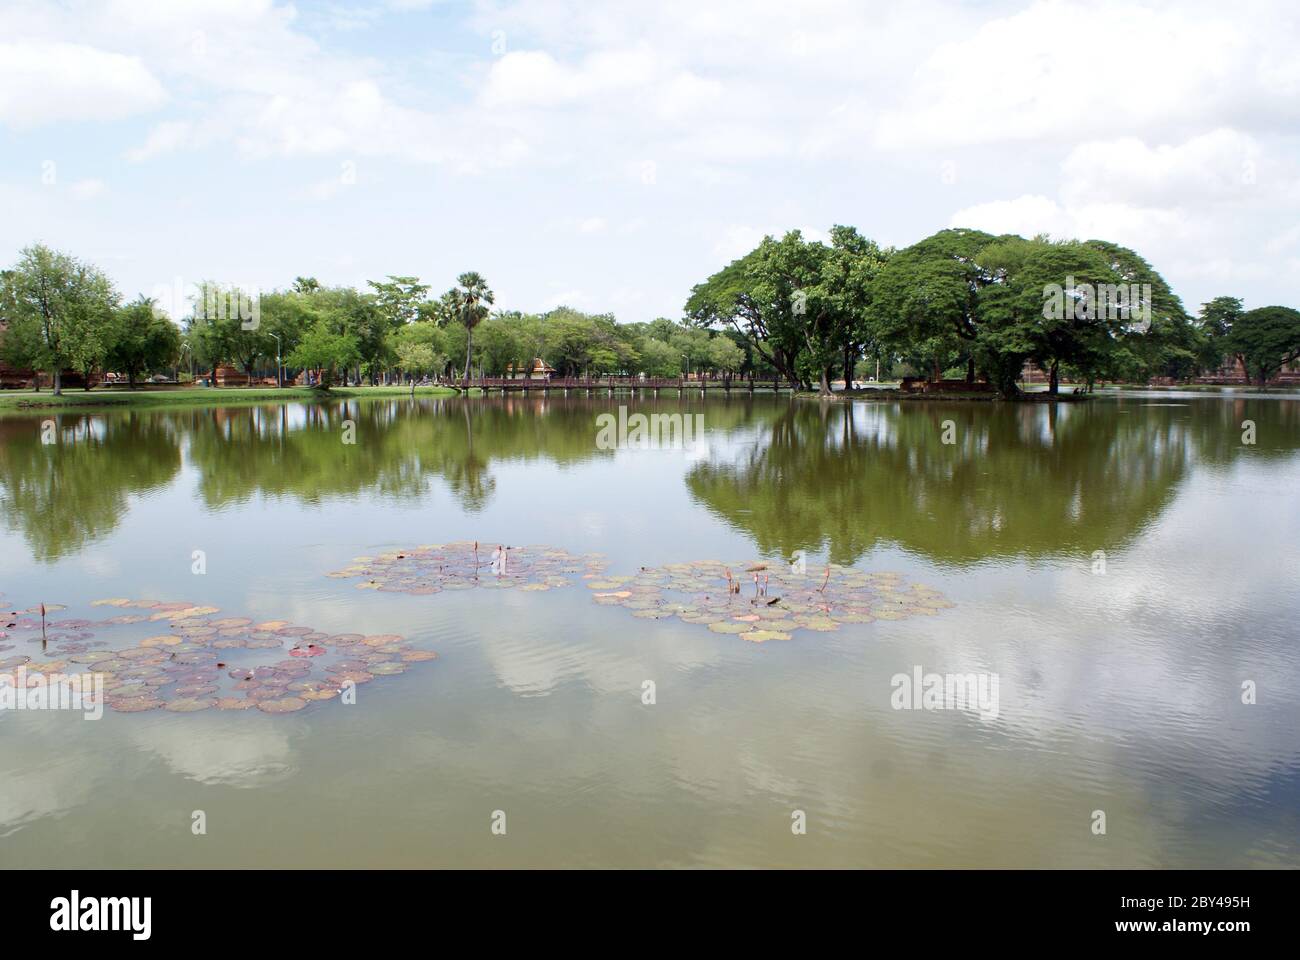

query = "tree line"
[[0, 245, 752, 394], [3, 230, 1297, 397], [688, 226, 1300, 394]]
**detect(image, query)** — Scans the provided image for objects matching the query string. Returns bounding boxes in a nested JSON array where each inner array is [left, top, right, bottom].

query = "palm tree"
[[454, 271, 493, 389]]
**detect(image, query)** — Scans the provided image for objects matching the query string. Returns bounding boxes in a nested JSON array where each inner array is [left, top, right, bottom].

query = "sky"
[[1, 0, 1298, 323]]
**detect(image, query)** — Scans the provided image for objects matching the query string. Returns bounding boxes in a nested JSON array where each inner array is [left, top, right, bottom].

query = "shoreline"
[[0, 384, 462, 412], [794, 388, 1088, 403], [2, 380, 1287, 413]]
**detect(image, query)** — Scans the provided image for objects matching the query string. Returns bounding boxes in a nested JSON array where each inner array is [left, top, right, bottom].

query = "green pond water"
[[1, 390, 1297, 868]]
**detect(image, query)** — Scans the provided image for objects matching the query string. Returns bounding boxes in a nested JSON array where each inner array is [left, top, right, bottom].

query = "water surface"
[[1, 391, 1297, 867]]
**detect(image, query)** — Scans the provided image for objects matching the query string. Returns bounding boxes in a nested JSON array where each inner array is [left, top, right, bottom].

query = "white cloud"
[[950, 126, 1300, 304], [950, 194, 1069, 238], [481, 45, 721, 121], [1060, 129, 1262, 208], [125, 120, 193, 162], [712, 224, 830, 261], [874, 1, 1294, 149], [130, 719, 297, 787], [69, 178, 107, 199], [2, 0, 1299, 319], [0, 41, 165, 127], [543, 291, 585, 309], [307, 174, 354, 201]]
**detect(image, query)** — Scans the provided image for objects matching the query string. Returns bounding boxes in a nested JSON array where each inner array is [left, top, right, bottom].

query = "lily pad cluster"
[[0, 596, 435, 715], [325, 541, 608, 595], [585, 561, 953, 642]]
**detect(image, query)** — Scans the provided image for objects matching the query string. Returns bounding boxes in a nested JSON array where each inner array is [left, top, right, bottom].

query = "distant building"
[[506, 358, 556, 380], [213, 365, 250, 387], [1199, 355, 1300, 385], [1018, 356, 1300, 386]]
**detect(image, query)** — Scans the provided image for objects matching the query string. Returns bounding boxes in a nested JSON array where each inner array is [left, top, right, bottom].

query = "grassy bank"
[[798, 388, 1000, 402], [1103, 382, 1282, 393], [795, 387, 1095, 403], [0, 384, 462, 411]]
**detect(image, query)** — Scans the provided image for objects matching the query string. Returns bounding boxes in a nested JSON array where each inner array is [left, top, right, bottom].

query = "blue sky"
[[1, 0, 1298, 322]]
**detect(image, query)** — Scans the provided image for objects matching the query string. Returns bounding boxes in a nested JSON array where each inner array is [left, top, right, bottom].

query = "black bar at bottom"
[[1, 868, 1288, 946]]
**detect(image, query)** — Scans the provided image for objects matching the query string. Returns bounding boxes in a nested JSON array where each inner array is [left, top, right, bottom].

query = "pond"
[[1, 390, 1298, 867]]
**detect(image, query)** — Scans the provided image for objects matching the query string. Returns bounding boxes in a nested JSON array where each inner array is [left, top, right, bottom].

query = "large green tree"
[[1196, 296, 1244, 373], [392, 320, 445, 381], [368, 276, 430, 327], [686, 227, 892, 394], [686, 245, 805, 387], [1226, 305, 1300, 387], [0, 244, 119, 394], [106, 297, 182, 387], [867, 228, 997, 384], [821, 225, 892, 387], [1082, 239, 1196, 383], [186, 281, 268, 384], [707, 335, 745, 381], [977, 237, 1124, 395], [286, 320, 360, 388]]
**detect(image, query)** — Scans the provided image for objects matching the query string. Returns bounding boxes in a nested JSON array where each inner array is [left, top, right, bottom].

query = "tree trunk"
[[819, 366, 831, 396], [462, 326, 473, 389], [966, 356, 975, 384], [931, 357, 941, 381], [843, 344, 854, 388], [53, 369, 61, 396], [1049, 360, 1059, 395]]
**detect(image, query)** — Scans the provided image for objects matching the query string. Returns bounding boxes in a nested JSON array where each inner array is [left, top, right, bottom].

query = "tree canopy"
[[3, 232, 1292, 397]]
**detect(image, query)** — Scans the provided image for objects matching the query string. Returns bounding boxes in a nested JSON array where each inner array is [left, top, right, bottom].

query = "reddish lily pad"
[[591, 560, 952, 643]]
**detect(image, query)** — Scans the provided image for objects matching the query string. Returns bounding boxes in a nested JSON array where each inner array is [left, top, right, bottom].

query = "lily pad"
[[740, 629, 793, 643], [3, 591, 432, 720], [140, 635, 183, 647], [707, 621, 750, 634], [109, 696, 164, 713], [325, 542, 608, 597], [588, 559, 952, 643], [257, 697, 308, 714], [164, 697, 214, 713], [214, 697, 258, 710]]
